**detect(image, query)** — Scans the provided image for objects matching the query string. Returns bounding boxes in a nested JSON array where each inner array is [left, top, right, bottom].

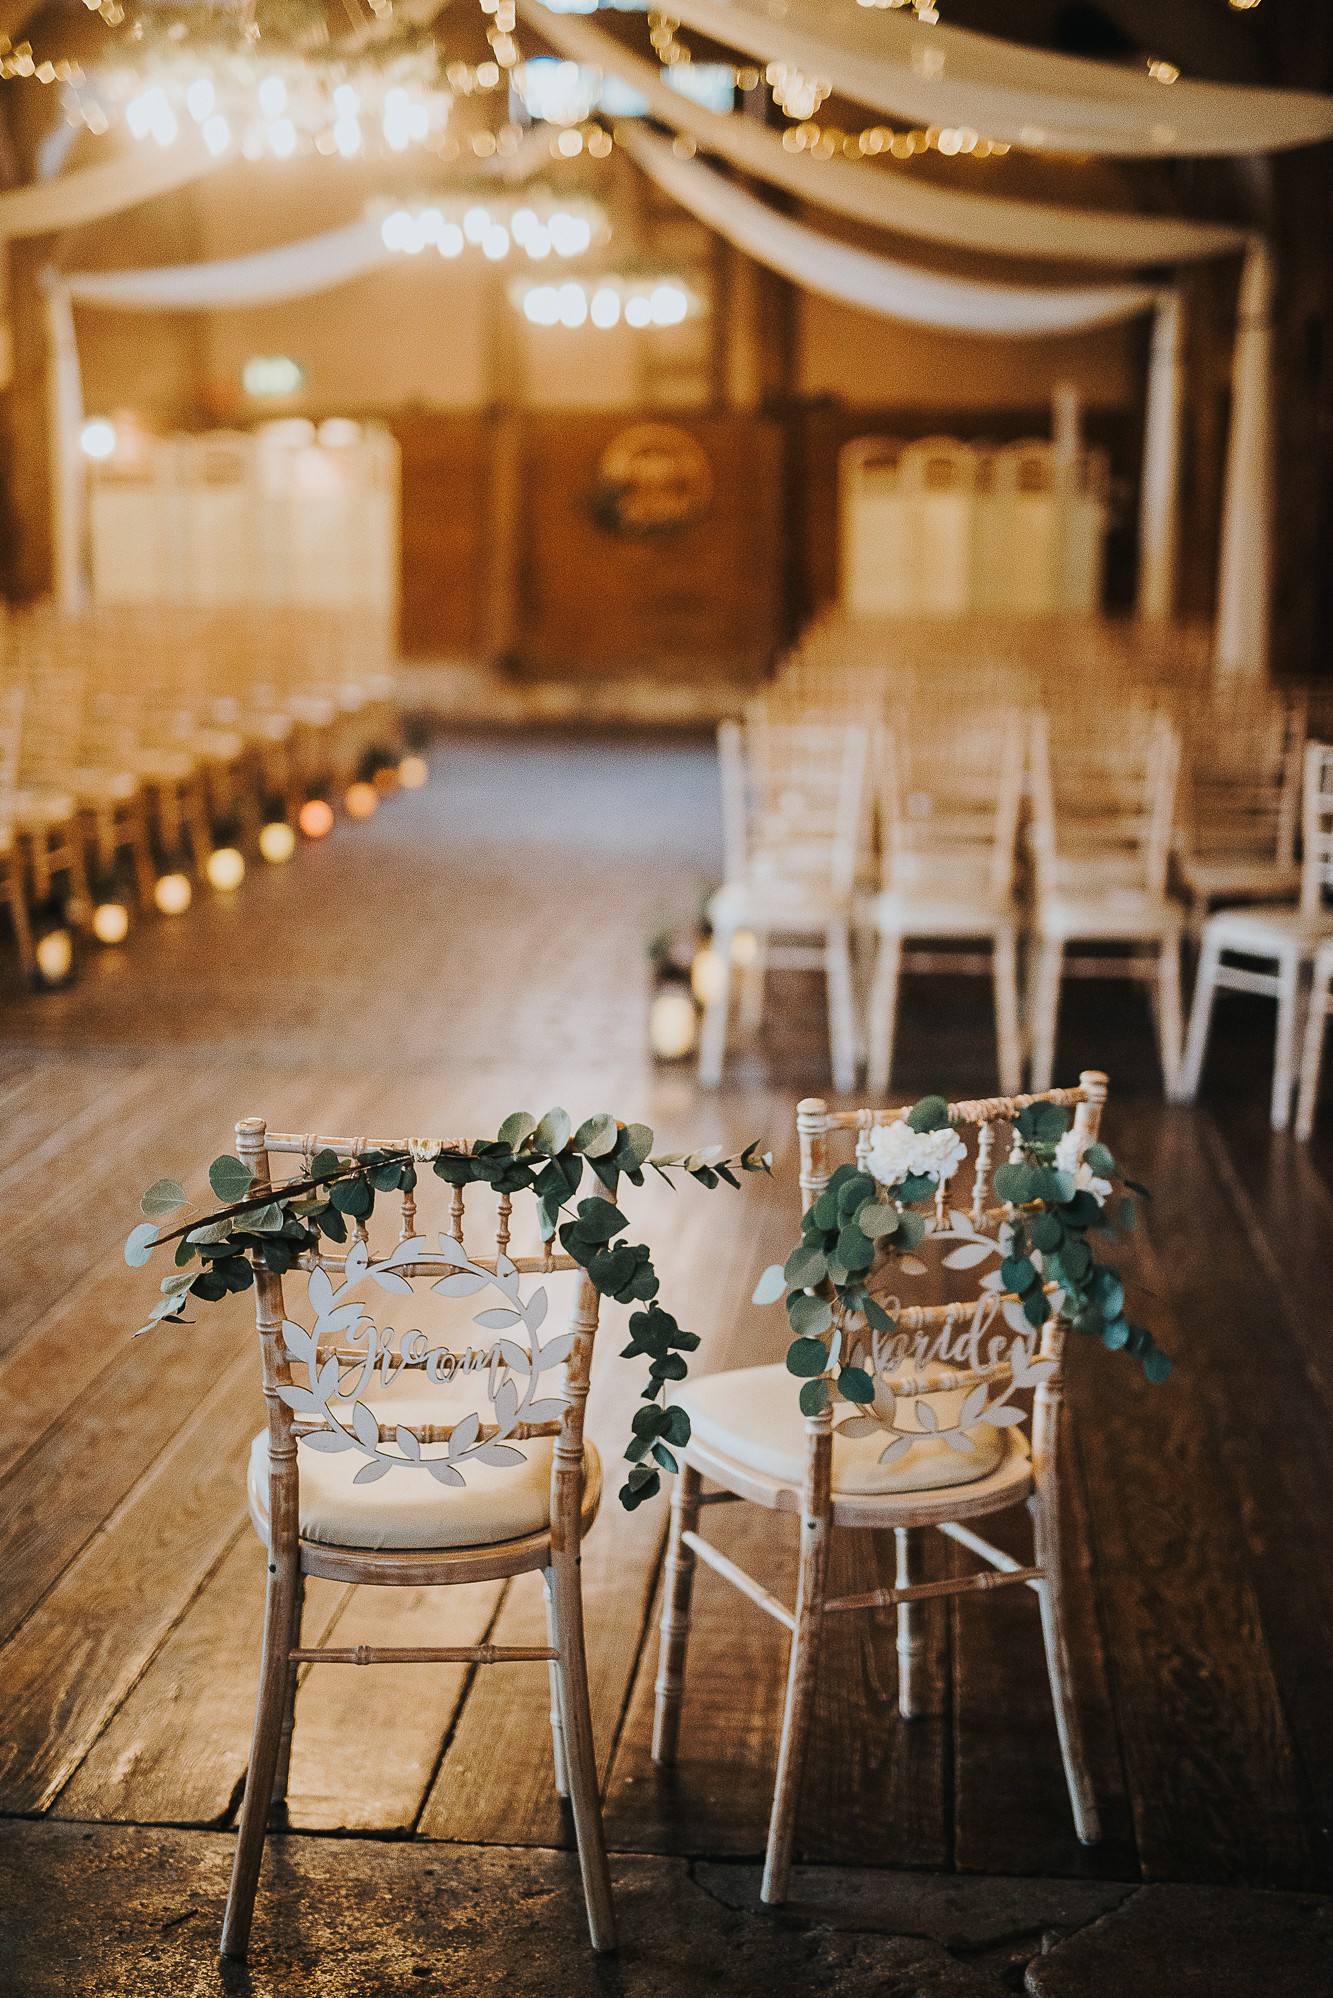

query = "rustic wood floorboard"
[[0, 735, 1327, 1893]]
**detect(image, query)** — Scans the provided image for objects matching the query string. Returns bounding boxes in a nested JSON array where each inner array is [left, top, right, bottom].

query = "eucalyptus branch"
[[752, 1092, 1169, 1429], [128, 1111, 772, 1512]]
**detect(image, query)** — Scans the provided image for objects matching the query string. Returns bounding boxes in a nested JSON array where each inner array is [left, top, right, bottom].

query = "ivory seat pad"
[[867, 885, 1015, 939], [73, 766, 139, 804], [673, 1362, 1006, 1496], [1180, 856, 1301, 902], [1202, 902, 1333, 957], [11, 787, 76, 829], [248, 1377, 573, 1551], [1036, 887, 1182, 942], [710, 877, 849, 932]]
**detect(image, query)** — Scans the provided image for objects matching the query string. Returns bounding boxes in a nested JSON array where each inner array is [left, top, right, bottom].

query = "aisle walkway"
[[0, 733, 1330, 1994]]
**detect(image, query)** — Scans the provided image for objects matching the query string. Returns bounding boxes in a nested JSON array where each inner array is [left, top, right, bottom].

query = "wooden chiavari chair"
[[1027, 709, 1184, 1094], [651, 1075, 1109, 1903], [864, 708, 1026, 1096], [699, 708, 869, 1092], [223, 1116, 614, 1958], [1176, 688, 1306, 936], [1183, 741, 1333, 1131]]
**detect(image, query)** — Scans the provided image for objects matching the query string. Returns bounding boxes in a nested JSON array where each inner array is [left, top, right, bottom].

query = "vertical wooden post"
[[1137, 289, 1185, 624], [5, 235, 56, 599], [479, 408, 522, 669]]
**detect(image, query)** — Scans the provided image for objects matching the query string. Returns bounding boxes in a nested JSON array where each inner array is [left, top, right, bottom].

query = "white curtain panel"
[[663, 0, 1333, 156], [622, 126, 1156, 333], [58, 216, 392, 311], [0, 137, 223, 240], [521, 0, 1241, 266]]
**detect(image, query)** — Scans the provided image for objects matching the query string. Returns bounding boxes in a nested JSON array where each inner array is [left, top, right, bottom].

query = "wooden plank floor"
[[1, 731, 1330, 1891]]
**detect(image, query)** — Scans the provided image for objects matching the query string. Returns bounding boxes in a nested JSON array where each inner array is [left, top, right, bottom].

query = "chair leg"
[[128, 800, 158, 905], [894, 1527, 926, 1721], [825, 919, 858, 1093], [267, 1571, 306, 1819], [992, 926, 1023, 1097], [5, 869, 35, 981], [865, 932, 902, 1098], [548, 1548, 616, 1951], [1295, 962, 1332, 1143], [738, 934, 767, 1036], [651, 1462, 703, 1765], [542, 1567, 570, 1798], [1031, 1481, 1100, 1846], [698, 926, 735, 1090], [221, 1551, 301, 1958], [761, 1501, 831, 1905], [1156, 935, 1185, 1103], [1028, 938, 1063, 1093], [1179, 933, 1222, 1103], [1271, 952, 1301, 1132]]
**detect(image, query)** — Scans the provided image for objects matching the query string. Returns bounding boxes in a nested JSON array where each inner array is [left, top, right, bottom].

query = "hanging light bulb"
[[258, 820, 297, 863], [298, 797, 335, 839], [205, 846, 246, 892], [153, 872, 193, 916]]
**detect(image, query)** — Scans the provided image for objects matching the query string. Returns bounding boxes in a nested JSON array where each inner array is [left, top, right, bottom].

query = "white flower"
[[1053, 1129, 1112, 1205], [408, 1137, 442, 1162], [865, 1119, 966, 1189]]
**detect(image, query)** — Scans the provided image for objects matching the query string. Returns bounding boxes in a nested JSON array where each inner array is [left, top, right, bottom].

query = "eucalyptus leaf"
[[574, 1112, 619, 1158], [786, 1337, 829, 1378], [787, 1292, 833, 1337], [124, 1222, 159, 1268], [534, 1107, 572, 1155], [141, 1178, 187, 1220], [858, 1202, 900, 1239], [751, 1263, 788, 1306], [783, 1242, 828, 1287], [497, 1111, 536, 1149], [208, 1155, 254, 1203]]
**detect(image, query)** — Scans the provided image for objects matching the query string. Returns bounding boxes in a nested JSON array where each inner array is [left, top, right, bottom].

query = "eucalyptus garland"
[[128, 1110, 770, 1511], [753, 1093, 1169, 1419]]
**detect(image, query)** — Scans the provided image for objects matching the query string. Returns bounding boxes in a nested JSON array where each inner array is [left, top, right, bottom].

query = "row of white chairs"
[[0, 603, 398, 979], [699, 702, 1333, 1133]]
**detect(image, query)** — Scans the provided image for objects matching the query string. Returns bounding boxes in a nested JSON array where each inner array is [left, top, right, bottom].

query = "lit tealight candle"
[[205, 846, 246, 892], [34, 926, 74, 986], [398, 754, 429, 790], [91, 900, 130, 945], [344, 781, 379, 821], [154, 872, 193, 917], [690, 945, 729, 1008], [258, 820, 297, 864], [649, 986, 699, 1062], [298, 798, 335, 840]]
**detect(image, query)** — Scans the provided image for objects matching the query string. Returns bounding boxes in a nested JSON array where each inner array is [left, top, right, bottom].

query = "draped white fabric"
[[58, 217, 392, 312], [521, 0, 1241, 266], [622, 127, 1156, 334], [0, 138, 222, 241], [664, 0, 1333, 156]]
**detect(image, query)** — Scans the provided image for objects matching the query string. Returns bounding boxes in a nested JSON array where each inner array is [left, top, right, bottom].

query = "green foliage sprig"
[[753, 1093, 1169, 1420], [129, 1111, 771, 1511]]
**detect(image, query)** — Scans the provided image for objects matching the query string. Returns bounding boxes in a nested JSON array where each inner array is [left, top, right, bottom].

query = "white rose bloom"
[[865, 1119, 966, 1188], [1053, 1128, 1111, 1205]]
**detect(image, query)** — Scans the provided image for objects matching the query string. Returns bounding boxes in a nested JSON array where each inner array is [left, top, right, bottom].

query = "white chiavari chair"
[[1182, 742, 1333, 1131], [863, 709, 1026, 1096], [1027, 709, 1183, 1095], [699, 709, 869, 1092], [223, 1117, 614, 1959], [651, 1075, 1110, 1903]]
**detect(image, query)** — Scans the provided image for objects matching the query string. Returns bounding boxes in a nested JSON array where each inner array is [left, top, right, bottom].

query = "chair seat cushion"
[[11, 788, 76, 829], [72, 766, 139, 805], [866, 886, 1013, 940], [1036, 888, 1182, 942], [710, 877, 847, 932], [1203, 903, 1333, 957], [673, 1363, 1007, 1496], [1179, 857, 1301, 904], [247, 1379, 575, 1551]]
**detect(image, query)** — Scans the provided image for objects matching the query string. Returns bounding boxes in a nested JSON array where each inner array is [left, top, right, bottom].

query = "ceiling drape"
[[521, 0, 1242, 266], [621, 125, 1157, 333], [661, 0, 1333, 156]]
